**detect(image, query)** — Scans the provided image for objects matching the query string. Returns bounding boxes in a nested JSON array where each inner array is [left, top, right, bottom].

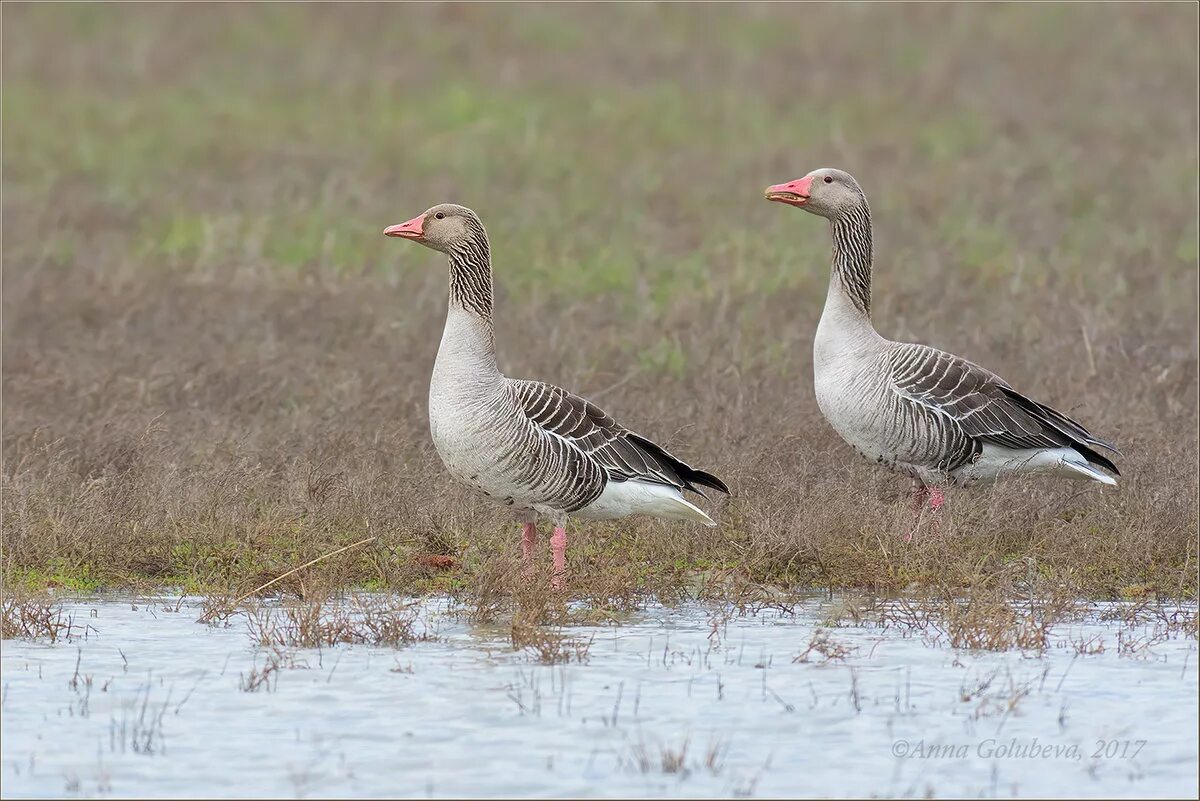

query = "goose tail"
[[660, 493, 719, 527], [1061, 451, 1119, 486]]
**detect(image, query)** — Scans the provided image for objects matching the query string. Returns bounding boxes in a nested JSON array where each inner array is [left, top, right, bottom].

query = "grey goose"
[[384, 204, 728, 584], [765, 169, 1119, 539]]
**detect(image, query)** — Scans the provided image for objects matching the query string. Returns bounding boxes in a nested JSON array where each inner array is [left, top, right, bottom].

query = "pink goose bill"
[[765, 176, 813, 206], [383, 214, 425, 239]]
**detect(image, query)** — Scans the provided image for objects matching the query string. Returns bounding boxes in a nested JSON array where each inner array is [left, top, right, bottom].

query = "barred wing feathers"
[[508, 379, 729, 496], [888, 343, 1119, 475]]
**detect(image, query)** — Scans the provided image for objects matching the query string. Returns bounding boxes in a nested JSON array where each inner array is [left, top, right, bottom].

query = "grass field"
[[3, 4, 1198, 609]]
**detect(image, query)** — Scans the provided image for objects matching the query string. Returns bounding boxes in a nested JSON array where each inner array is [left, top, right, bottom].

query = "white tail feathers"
[[970, 444, 1119, 486], [1060, 454, 1118, 486], [575, 479, 718, 526], [660, 494, 718, 527]]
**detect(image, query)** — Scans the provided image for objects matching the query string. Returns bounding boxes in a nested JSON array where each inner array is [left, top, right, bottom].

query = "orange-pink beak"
[[765, 175, 813, 207], [383, 214, 425, 240]]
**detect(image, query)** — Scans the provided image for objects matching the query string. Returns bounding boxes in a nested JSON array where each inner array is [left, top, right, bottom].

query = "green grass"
[[6, 6, 1193, 303]]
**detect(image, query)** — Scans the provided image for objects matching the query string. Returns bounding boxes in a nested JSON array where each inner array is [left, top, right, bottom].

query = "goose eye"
[[823, 176, 833, 184], [434, 212, 445, 220]]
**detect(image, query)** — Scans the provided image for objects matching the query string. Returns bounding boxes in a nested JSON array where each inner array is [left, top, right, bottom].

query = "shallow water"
[[2, 596, 1196, 799]]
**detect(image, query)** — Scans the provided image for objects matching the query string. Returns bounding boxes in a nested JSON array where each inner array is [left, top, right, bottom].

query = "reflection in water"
[[1, 597, 1196, 798]]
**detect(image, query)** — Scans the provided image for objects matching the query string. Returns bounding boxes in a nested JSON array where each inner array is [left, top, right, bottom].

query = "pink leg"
[[905, 483, 929, 543], [521, 521, 538, 575], [550, 526, 567, 589], [905, 484, 947, 542], [927, 487, 945, 538]]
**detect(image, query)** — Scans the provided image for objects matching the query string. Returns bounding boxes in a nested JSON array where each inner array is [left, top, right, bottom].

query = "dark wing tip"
[[687, 468, 731, 496], [624, 432, 730, 496], [995, 385, 1121, 468], [1075, 442, 1121, 476]]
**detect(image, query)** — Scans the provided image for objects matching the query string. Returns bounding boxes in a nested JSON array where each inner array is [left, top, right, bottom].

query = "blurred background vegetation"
[[2, 4, 1197, 599]]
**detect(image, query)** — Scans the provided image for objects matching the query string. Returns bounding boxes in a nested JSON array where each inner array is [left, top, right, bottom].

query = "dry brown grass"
[[821, 576, 1200, 652], [793, 629, 855, 663], [238, 645, 292, 693], [929, 590, 1077, 652], [239, 592, 425, 649], [620, 733, 729, 779], [2, 4, 1197, 607], [0, 587, 75, 641], [509, 615, 593, 665]]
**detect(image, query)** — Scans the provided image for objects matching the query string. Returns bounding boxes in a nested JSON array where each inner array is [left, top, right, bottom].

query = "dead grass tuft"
[[880, 589, 1078, 652], [244, 592, 425, 649], [510, 609, 592, 665], [620, 733, 728, 778], [238, 645, 295, 693], [1, 589, 75, 642], [1071, 633, 1106, 655], [793, 629, 855, 663]]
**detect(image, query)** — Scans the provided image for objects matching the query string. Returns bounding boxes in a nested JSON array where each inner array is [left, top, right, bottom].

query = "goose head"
[[384, 203, 485, 253], [765, 168, 865, 220]]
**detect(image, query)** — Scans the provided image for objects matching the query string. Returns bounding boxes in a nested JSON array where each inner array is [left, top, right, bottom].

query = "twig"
[[196, 536, 377, 624], [1080, 323, 1096, 377], [586, 368, 642, 402]]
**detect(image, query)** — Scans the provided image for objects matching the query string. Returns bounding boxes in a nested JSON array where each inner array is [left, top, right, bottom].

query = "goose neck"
[[447, 239, 494, 320], [829, 204, 873, 319], [436, 240, 499, 378]]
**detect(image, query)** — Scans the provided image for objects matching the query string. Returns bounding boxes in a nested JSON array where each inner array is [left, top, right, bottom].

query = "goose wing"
[[508, 379, 728, 496], [888, 343, 1119, 474]]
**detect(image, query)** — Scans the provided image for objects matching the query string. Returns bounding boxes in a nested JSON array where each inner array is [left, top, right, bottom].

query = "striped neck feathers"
[[446, 232, 494, 320], [829, 201, 873, 317]]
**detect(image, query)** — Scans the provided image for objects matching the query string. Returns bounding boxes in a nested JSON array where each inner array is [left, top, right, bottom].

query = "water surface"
[[2, 597, 1196, 798]]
